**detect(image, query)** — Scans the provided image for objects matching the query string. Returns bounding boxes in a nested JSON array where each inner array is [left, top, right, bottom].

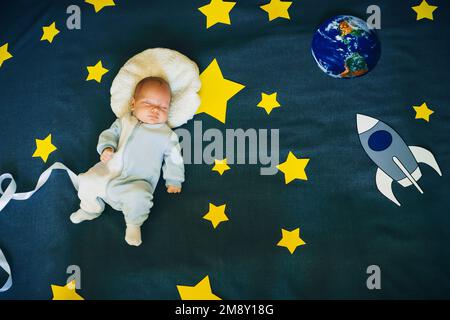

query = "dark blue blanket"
[[0, 0, 449, 299]]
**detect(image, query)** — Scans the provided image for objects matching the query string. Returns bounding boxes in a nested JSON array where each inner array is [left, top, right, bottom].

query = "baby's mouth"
[[146, 114, 159, 122]]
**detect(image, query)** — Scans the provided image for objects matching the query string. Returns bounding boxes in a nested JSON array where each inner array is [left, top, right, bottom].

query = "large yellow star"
[[32, 134, 57, 163], [277, 228, 306, 254], [51, 280, 84, 300], [212, 158, 230, 175], [196, 59, 245, 123], [413, 102, 434, 122], [85, 0, 116, 13], [0, 43, 13, 67], [260, 0, 293, 21], [198, 0, 236, 29], [177, 276, 221, 300], [257, 92, 281, 114], [277, 151, 309, 184], [40, 22, 60, 43], [412, 0, 438, 20], [203, 203, 229, 229], [86, 60, 109, 83]]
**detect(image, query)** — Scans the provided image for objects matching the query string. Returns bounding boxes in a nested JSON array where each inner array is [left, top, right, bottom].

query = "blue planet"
[[311, 15, 381, 78]]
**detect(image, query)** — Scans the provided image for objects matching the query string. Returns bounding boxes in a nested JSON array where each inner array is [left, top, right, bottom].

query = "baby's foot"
[[125, 225, 142, 247], [70, 208, 99, 224]]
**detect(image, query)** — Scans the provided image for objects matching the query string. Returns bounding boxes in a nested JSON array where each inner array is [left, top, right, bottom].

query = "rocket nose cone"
[[356, 114, 379, 134]]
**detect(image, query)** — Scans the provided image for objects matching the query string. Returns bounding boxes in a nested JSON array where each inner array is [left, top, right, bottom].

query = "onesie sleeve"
[[162, 132, 185, 188], [96, 118, 122, 155]]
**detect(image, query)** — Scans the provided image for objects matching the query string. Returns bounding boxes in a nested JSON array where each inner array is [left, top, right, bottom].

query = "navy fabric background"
[[0, 0, 449, 299]]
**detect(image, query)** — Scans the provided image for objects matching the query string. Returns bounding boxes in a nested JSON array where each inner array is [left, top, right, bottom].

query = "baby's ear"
[[130, 98, 135, 110]]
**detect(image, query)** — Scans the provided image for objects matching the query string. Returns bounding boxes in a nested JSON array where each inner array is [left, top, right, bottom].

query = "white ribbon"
[[0, 248, 12, 292], [0, 162, 79, 292]]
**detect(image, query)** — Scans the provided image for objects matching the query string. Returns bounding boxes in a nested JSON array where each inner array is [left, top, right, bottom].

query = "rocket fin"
[[409, 146, 442, 176], [376, 168, 401, 206]]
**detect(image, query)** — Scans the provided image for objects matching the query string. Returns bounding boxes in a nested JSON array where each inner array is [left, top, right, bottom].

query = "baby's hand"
[[100, 147, 114, 163], [167, 185, 181, 194]]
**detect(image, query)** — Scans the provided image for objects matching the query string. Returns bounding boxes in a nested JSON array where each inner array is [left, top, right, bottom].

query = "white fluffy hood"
[[110, 48, 201, 128]]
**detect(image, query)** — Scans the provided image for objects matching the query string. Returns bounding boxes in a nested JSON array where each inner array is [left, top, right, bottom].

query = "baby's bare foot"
[[125, 225, 142, 246]]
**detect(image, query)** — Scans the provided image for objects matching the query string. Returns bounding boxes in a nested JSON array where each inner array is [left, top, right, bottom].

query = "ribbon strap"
[[0, 248, 12, 292], [0, 162, 79, 212], [0, 162, 79, 292]]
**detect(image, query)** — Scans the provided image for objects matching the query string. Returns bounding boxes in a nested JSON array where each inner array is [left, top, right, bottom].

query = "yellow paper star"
[[203, 203, 229, 229], [198, 0, 236, 29], [177, 275, 221, 300], [212, 159, 230, 175], [413, 102, 434, 122], [277, 228, 306, 254], [40, 22, 60, 43], [260, 0, 293, 21], [412, 0, 437, 20], [51, 280, 84, 300], [257, 92, 281, 114], [196, 59, 245, 123], [277, 151, 310, 184], [0, 43, 13, 67], [86, 60, 109, 83], [85, 0, 116, 13], [32, 134, 57, 163]]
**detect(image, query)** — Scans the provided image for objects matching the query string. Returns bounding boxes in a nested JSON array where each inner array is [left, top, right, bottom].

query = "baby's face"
[[131, 79, 171, 124]]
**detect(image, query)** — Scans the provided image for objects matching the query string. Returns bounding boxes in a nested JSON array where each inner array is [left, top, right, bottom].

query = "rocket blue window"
[[368, 130, 392, 151]]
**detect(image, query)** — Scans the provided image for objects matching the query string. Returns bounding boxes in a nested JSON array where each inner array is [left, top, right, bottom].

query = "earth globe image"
[[311, 15, 381, 79]]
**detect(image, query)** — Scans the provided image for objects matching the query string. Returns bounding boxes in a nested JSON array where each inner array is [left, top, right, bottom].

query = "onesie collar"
[[141, 122, 166, 129]]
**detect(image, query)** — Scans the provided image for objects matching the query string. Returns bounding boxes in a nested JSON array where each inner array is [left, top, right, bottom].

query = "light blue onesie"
[[76, 113, 184, 226]]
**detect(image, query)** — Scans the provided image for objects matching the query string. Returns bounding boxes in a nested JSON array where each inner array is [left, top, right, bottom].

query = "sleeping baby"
[[70, 76, 184, 246]]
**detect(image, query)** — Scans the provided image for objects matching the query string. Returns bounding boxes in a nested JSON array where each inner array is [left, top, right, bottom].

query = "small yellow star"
[[260, 0, 293, 21], [412, 0, 438, 21], [198, 0, 236, 29], [212, 158, 230, 175], [257, 92, 281, 114], [277, 151, 310, 184], [40, 22, 60, 43], [85, 0, 116, 13], [277, 228, 306, 254], [203, 203, 229, 229], [0, 43, 13, 67], [177, 275, 221, 300], [196, 58, 245, 123], [51, 280, 84, 300], [32, 134, 57, 163], [413, 102, 434, 122], [86, 60, 109, 83]]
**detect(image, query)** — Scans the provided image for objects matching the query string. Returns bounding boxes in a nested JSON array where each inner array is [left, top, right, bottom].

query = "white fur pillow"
[[110, 48, 201, 128]]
